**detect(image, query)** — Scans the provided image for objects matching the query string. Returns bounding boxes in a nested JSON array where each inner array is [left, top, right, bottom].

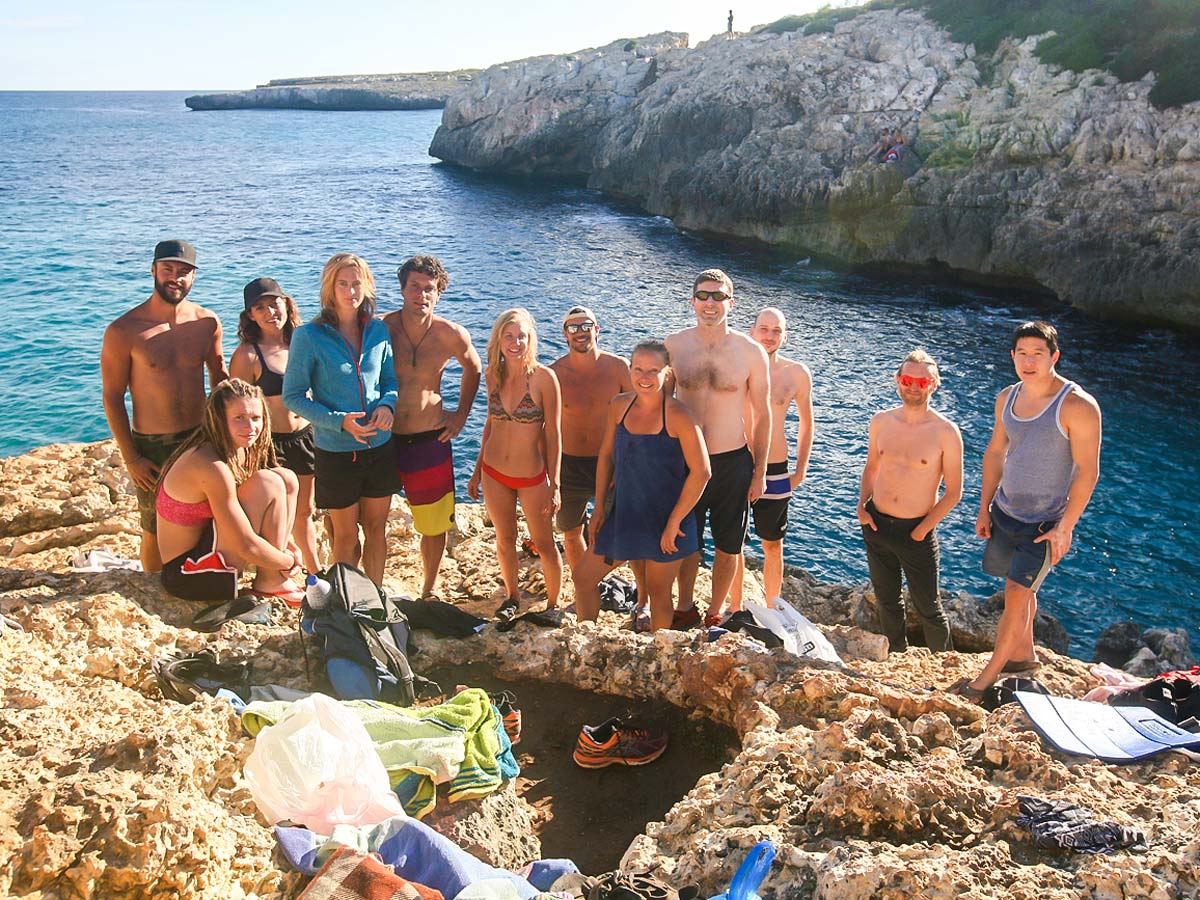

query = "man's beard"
[[570, 339, 594, 354], [154, 275, 191, 306]]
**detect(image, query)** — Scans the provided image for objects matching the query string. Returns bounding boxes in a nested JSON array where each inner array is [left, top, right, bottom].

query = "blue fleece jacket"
[[283, 318, 399, 453]]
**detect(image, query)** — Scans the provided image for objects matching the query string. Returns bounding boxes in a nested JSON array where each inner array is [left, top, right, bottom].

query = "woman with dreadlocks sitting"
[[155, 377, 303, 605]]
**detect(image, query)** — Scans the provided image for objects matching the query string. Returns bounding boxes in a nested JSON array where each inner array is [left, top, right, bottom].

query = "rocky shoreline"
[[185, 71, 478, 111], [429, 13, 1200, 328], [1, 440, 1198, 899]]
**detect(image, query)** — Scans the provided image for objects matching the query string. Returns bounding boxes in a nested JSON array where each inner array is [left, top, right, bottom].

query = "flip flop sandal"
[[190, 593, 271, 633], [248, 580, 305, 609], [947, 677, 986, 704]]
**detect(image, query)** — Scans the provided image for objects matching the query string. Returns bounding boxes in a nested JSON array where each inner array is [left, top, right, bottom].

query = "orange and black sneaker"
[[492, 690, 522, 745], [573, 717, 669, 768], [671, 606, 701, 630]]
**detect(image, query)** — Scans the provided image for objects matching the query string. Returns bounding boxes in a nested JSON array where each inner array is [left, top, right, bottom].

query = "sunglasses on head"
[[564, 321, 595, 334], [693, 290, 729, 303], [898, 375, 934, 389]]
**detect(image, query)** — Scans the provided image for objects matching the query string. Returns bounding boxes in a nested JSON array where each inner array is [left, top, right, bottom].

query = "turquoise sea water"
[[0, 90, 1196, 655]]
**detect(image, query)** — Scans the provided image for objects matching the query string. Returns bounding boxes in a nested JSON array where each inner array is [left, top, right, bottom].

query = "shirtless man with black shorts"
[[667, 269, 770, 627], [101, 239, 228, 572], [384, 255, 482, 598], [550, 305, 631, 573], [858, 349, 963, 653]]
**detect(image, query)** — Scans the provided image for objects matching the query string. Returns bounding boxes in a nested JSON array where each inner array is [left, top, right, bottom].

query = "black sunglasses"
[[564, 321, 596, 333], [693, 290, 729, 303]]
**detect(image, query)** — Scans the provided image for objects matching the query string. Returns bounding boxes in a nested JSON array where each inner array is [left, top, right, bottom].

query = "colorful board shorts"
[[557, 453, 599, 532], [982, 503, 1057, 591], [131, 427, 198, 533], [272, 425, 316, 476], [751, 460, 792, 541], [160, 521, 238, 603], [393, 429, 456, 536]]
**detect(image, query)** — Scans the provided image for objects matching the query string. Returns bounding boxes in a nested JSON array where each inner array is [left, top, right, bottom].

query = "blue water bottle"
[[709, 840, 775, 900]]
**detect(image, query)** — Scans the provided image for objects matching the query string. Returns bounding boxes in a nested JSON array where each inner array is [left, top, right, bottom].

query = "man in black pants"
[[857, 349, 963, 653]]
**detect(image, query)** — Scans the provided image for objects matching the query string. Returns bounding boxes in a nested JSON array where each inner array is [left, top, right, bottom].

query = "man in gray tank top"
[[952, 321, 1102, 700]]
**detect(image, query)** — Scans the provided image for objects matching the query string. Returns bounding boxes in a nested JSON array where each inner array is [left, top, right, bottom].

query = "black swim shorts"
[[272, 425, 316, 477], [751, 461, 792, 541], [557, 454, 599, 532], [982, 503, 1057, 591], [692, 445, 754, 555], [131, 427, 198, 533], [314, 438, 401, 511], [160, 521, 239, 603]]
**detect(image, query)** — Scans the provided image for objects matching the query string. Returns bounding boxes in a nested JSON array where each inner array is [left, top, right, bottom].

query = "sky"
[[0, 1, 840, 90]]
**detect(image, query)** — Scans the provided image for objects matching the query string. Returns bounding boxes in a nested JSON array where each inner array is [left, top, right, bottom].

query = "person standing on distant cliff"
[[101, 240, 229, 573], [727, 10, 734, 34], [858, 349, 962, 654], [383, 255, 482, 599], [954, 321, 1101, 700], [667, 269, 770, 628]]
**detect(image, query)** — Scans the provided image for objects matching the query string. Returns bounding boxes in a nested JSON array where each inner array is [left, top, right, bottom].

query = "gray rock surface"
[[431, 11, 1200, 327], [186, 71, 477, 111]]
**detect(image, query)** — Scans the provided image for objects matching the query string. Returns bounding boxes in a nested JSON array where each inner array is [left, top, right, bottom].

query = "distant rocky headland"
[[429, 13, 1200, 328], [185, 70, 478, 111]]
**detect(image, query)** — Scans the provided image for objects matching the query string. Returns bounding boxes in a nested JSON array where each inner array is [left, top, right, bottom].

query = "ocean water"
[[0, 90, 1196, 656]]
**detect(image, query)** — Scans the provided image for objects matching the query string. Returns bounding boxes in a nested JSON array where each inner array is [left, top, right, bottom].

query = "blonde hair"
[[158, 379, 277, 490], [317, 253, 376, 326], [896, 348, 941, 386], [486, 308, 538, 388]]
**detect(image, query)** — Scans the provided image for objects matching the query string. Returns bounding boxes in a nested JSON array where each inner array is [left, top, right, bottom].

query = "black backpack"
[[301, 563, 416, 707]]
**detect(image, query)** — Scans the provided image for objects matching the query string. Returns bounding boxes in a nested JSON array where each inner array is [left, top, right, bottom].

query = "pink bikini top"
[[156, 485, 214, 527]]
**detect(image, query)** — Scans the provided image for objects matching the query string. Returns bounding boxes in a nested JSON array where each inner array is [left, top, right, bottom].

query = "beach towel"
[[244, 688, 518, 817], [275, 815, 540, 900], [1016, 690, 1200, 763], [298, 845, 444, 900]]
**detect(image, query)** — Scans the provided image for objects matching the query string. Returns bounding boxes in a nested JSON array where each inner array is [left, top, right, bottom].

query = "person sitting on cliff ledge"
[[155, 378, 303, 606]]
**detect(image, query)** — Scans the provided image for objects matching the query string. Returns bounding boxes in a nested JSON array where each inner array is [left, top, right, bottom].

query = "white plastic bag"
[[745, 598, 843, 665], [243, 693, 404, 832]]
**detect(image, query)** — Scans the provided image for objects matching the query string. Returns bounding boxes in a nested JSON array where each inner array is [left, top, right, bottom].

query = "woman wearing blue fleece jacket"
[[283, 253, 399, 586]]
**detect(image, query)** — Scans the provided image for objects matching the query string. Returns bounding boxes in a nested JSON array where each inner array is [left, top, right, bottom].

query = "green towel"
[[242, 689, 506, 817]]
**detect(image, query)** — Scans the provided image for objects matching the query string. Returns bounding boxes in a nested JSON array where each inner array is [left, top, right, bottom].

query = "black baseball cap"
[[243, 277, 285, 309], [153, 239, 197, 268]]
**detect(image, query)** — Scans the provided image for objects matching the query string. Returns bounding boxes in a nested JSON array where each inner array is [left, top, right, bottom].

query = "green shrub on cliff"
[[761, 0, 1200, 107]]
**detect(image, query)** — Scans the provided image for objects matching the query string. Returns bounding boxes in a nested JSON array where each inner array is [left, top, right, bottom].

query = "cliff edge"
[[430, 12, 1200, 327], [186, 70, 478, 111]]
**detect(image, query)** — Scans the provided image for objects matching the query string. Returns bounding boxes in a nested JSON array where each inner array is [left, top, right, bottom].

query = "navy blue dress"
[[594, 396, 698, 563]]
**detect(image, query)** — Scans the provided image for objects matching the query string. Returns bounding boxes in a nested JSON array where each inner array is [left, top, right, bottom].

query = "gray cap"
[[153, 239, 197, 268]]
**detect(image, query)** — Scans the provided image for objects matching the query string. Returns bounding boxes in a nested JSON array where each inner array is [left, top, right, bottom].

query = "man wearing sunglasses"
[[955, 321, 1101, 700], [667, 269, 771, 628], [858, 349, 963, 654], [551, 305, 632, 574]]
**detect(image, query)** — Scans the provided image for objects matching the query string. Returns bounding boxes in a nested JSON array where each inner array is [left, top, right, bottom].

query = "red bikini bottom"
[[481, 461, 548, 490]]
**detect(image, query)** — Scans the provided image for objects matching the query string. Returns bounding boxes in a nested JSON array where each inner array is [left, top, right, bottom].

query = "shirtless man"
[[101, 239, 228, 572], [550, 305, 631, 573], [667, 269, 770, 627], [730, 308, 813, 606], [383, 255, 482, 598], [958, 321, 1101, 697], [858, 350, 963, 653]]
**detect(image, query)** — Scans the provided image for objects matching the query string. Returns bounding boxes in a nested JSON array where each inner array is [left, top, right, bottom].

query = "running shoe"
[[496, 596, 520, 621], [491, 690, 522, 745], [670, 606, 701, 630], [573, 717, 669, 768]]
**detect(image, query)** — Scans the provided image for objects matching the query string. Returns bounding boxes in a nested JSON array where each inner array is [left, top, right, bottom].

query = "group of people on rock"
[[101, 239, 1101, 695]]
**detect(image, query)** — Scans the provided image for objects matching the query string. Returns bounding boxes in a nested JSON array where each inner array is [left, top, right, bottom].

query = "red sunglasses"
[[898, 375, 934, 389]]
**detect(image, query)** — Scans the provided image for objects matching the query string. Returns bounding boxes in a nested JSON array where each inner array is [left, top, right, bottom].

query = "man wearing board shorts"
[[383, 255, 482, 598], [956, 320, 1102, 700]]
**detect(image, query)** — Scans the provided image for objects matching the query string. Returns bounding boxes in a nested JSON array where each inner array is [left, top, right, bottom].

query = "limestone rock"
[[185, 70, 478, 111], [431, 12, 1200, 327]]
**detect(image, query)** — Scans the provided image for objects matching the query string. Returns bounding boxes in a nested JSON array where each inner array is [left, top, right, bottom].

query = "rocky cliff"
[[2, 440, 1198, 899], [186, 71, 477, 111], [430, 12, 1200, 328]]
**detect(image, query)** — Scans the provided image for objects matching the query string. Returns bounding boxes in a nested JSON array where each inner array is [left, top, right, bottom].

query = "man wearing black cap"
[[101, 239, 229, 572]]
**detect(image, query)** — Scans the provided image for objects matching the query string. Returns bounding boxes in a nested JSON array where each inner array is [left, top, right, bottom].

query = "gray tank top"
[[994, 380, 1077, 523]]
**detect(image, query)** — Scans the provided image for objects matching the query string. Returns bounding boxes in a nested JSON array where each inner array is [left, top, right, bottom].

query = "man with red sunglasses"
[[858, 349, 963, 654], [954, 321, 1101, 700]]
